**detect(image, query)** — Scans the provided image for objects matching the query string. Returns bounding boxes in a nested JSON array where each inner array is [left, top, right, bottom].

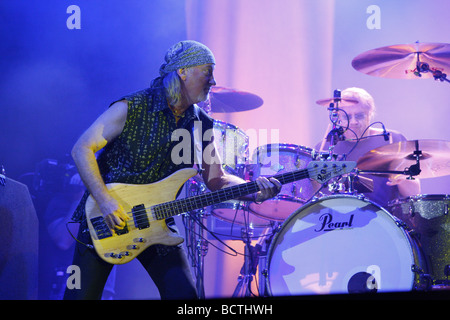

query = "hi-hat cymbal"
[[357, 139, 450, 179], [207, 87, 263, 113], [352, 42, 450, 79]]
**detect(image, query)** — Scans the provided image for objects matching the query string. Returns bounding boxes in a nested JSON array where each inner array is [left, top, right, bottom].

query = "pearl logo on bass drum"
[[315, 212, 354, 232]]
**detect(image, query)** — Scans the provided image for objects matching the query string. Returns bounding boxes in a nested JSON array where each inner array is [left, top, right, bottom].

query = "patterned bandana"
[[159, 40, 215, 76]]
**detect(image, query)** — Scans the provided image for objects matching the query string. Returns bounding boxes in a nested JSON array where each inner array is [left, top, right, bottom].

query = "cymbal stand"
[[316, 89, 348, 190], [325, 90, 346, 156], [415, 54, 450, 84], [408, 140, 423, 177], [359, 140, 422, 179]]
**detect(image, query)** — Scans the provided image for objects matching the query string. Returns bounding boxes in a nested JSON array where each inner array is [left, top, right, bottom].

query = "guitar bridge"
[[132, 204, 150, 229]]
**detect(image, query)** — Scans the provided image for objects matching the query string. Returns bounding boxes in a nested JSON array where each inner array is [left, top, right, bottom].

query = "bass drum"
[[266, 195, 427, 296]]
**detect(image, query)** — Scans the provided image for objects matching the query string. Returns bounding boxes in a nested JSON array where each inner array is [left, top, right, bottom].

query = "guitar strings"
[[72, 168, 331, 252], [124, 166, 319, 222], [108, 165, 340, 232]]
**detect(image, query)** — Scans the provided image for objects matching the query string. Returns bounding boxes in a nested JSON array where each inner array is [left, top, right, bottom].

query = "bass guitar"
[[86, 160, 356, 264]]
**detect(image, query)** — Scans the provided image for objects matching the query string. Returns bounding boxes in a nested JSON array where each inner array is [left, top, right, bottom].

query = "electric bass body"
[[85, 168, 197, 264]]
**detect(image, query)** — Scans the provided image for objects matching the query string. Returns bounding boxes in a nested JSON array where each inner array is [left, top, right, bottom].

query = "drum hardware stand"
[[325, 90, 346, 155], [183, 208, 208, 299], [195, 209, 209, 299], [183, 179, 209, 299], [326, 179, 346, 194], [415, 54, 450, 84], [411, 264, 434, 291], [232, 227, 258, 298], [429, 266, 450, 290], [345, 172, 359, 195], [232, 226, 272, 297], [428, 265, 450, 290], [323, 88, 360, 193], [257, 227, 276, 297], [358, 140, 422, 180]]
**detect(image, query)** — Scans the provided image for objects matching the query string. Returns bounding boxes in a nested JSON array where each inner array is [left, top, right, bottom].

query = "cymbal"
[[316, 97, 358, 106], [352, 42, 450, 79], [357, 139, 450, 179], [207, 86, 264, 113]]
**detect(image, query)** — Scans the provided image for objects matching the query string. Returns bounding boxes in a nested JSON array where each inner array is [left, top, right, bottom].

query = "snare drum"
[[249, 143, 317, 221], [389, 194, 450, 283], [266, 195, 427, 296]]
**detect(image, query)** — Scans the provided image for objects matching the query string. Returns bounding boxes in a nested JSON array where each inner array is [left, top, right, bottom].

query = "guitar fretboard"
[[152, 167, 312, 220]]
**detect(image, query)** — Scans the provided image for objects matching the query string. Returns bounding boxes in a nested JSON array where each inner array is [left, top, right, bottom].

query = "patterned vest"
[[72, 81, 214, 222]]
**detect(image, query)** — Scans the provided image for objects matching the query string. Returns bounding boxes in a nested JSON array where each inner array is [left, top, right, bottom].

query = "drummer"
[[315, 87, 420, 208]]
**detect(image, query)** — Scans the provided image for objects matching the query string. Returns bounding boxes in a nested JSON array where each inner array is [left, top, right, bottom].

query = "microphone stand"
[[325, 90, 346, 157]]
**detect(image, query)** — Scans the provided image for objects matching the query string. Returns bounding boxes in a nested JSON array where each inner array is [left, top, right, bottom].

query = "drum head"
[[267, 195, 419, 296], [249, 195, 304, 222], [250, 143, 317, 221], [211, 200, 271, 228], [212, 120, 249, 170]]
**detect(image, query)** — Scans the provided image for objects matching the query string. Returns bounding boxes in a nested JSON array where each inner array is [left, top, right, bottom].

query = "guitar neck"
[[152, 167, 310, 220]]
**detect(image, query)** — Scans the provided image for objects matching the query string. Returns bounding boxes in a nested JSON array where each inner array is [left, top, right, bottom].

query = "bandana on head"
[[159, 40, 215, 77]]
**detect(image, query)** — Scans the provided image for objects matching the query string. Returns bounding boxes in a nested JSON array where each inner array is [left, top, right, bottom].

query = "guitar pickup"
[[132, 204, 150, 229], [90, 216, 113, 239]]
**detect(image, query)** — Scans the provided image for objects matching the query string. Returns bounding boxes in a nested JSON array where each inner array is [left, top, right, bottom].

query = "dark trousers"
[[63, 222, 198, 300]]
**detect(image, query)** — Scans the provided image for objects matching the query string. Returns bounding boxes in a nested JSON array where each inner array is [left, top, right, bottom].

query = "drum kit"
[[183, 42, 450, 298]]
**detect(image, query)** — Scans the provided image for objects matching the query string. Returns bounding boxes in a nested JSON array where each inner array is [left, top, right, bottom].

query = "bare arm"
[[71, 100, 130, 230]]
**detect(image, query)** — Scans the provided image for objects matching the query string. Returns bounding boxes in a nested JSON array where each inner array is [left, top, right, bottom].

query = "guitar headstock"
[[307, 161, 357, 184]]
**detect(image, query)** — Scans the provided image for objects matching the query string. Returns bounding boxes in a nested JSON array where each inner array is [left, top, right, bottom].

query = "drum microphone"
[[382, 124, 390, 141]]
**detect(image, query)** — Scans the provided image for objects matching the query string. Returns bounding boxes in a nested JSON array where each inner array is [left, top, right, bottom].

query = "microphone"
[[382, 124, 390, 141]]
